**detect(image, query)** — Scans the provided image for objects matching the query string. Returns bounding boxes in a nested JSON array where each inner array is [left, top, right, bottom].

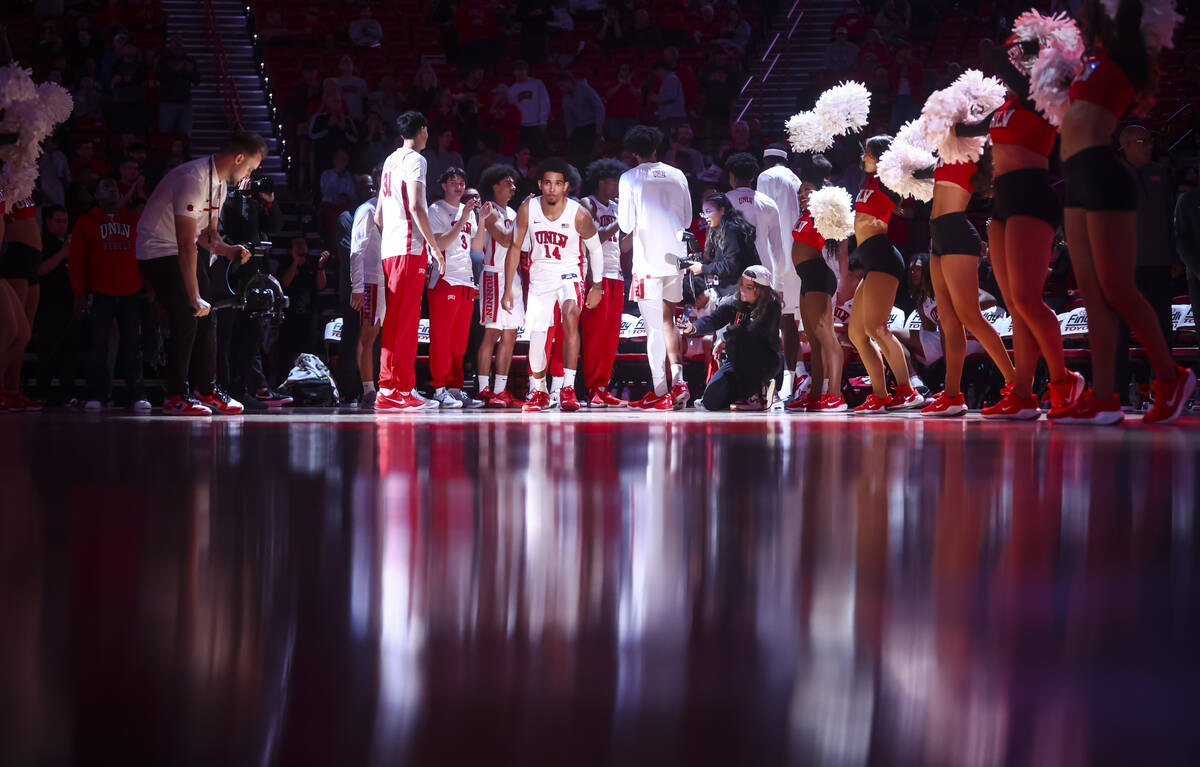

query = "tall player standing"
[[501, 159, 604, 413], [617, 126, 694, 410], [755, 144, 804, 403], [475, 165, 524, 408], [374, 111, 446, 412], [580, 159, 629, 408]]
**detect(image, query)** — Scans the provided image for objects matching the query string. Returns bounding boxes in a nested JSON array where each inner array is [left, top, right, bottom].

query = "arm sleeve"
[[985, 44, 1033, 107], [617, 173, 635, 233], [954, 110, 999, 137]]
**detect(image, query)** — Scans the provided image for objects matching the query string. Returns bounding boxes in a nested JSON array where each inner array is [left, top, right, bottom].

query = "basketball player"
[[755, 144, 804, 403], [617, 126, 694, 410], [475, 165, 523, 408], [580, 159, 629, 408], [428, 167, 486, 409], [500, 159, 604, 413], [374, 111, 446, 412], [349, 171, 384, 410]]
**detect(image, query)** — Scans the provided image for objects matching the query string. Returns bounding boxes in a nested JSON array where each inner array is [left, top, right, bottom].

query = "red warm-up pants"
[[544, 304, 565, 378], [379, 255, 427, 393], [582, 277, 625, 391], [428, 281, 476, 388]]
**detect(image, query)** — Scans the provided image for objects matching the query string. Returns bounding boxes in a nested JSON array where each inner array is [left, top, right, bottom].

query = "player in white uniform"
[[755, 144, 805, 402], [580, 159, 629, 408], [475, 165, 524, 409], [428, 167, 486, 409], [349, 183, 385, 409], [616, 126, 694, 410], [501, 158, 604, 413]]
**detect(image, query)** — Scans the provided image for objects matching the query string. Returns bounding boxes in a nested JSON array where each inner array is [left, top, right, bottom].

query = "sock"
[[910, 374, 925, 390], [549, 376, 561, 395], [477, 374, 488, 391], [563, 368, 576, 389], [795, 360, 808, 378], [363, 381, 376, 395], [670, 364, 684, 386], [380, 387, 394, 397], [495, 374, 508, 393], [781, 370, 795, 400], [821, 378, 829, 396], [532, 376, 548, 393]]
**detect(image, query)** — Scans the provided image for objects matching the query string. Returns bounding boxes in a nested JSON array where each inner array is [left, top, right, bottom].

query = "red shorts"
[[359, 283, 384, 327]]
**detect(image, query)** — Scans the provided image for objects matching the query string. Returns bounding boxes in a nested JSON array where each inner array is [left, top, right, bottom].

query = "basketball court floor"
[[2, 409, 1199, 765]]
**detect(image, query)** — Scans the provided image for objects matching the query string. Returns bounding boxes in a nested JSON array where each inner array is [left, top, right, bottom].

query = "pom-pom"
[[0, 65, 74, 202], [814, 81, 871, 137], [894, 118, 933, 152], [0, 65, 38, 106], [785, 110, 833, 153], [1010, 11, 1081, 74], [1030, 41, 1083, 127], [808, 186, 855, 241], [920, 69, 1005, 163], [1140, 0, 1183, 54], [877, 139, 935, 203]]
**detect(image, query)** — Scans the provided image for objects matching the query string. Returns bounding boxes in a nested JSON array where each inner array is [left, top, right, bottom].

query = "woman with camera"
[[681, 265, 783, 411], [685, 192, 759, 298]]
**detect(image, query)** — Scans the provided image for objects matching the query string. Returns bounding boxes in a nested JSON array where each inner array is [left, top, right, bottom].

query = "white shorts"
[[630, 273, 683, 303], [777, 272, 803, 315], [525, 273, 584, 333], [359, 282, 385, 327], [480, 269, 524, 330]]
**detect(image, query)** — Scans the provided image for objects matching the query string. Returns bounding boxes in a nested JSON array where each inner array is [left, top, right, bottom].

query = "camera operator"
[[136, 130, 265, 416], [218, 173, 291, 409]]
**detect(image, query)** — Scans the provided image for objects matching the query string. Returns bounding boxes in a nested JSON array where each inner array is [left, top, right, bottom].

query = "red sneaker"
[[598, 390, 628, 407], [1046, 371, 1086, 420], [641, 393, 674, 411], [1054, 389, 1123, 425], [14, 393, 43, 412], [855, 393, 888, 414], [195, 388, 244, 415], [375, 391, 421, 412], [1144, 365, 1197, 425], [488, 390, 519, 409], [163, 394, 213, 416], [630, 392, 664, 409], [921, 391, 967, 417], [669, 382, 690, 410], [815, 394, 848, 412], [981, 391, 1041, 420], [0, 392, 26, 412], [559, 386, 581, 412], [477, 387, 494, 404], [588, 390, 609, 408], [523, 390, 551, 413], [786, 393, 815, 412], [886, 385, 926, 411]]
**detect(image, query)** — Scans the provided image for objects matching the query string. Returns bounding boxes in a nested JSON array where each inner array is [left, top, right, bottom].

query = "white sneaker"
[[548, 389, 562, 409], [452, 389, 484, 409], [131, 399, 152, 412], [84, 400, 103, 411], [409, 390, 441, 410], [433, 389, 464, 409]]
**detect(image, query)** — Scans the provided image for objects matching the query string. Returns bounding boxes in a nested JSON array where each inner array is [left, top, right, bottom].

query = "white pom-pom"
[[1141, 0, 1183, 54], [785, 110, 833, 153], [920, 69, 1005, 163], [0, 65, 38, 106], [0, 67, 75, 202], [877, 140, 935, 202], [894, 118, 933, 152], [36, 82, 74, 127], [814, 81, 872, 137], [808, 186, 855, 241], [1030, 41, 1083, 127], [1011, 12, 1082, 74]]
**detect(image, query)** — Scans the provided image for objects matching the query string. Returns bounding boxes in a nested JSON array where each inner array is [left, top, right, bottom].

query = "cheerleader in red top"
[[957, 30, 1085, 421], [0, 195, 43, 411], [847, 135, 926, 414], [1057, 0, 1194, 425], [920, 153, 1016, 417], [789, 155, 847, 413]]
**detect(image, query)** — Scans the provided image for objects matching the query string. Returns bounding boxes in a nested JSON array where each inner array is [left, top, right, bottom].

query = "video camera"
[[237, 176, 275, 197], [210, 241, 289, 318], [676, 229, 702, 270]]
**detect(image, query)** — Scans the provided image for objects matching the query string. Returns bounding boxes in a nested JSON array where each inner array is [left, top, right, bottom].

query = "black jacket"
[[693, 293, 784, 384], [702, 221, 759, 296]]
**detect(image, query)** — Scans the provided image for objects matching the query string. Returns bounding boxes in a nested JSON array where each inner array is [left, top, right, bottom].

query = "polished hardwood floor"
[[2, 409, 1199, 766]]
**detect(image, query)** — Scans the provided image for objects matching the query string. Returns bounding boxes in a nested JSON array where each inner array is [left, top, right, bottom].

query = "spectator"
[[309, 79, 360, 184], [335, 54, 369, 122], [320, 148, 356, 207], [480, 86, 522, 155], [33, 206, 80, 405], [368, 74, 404, 128], [108, 41, 147, 133], [452, 0, 500, 72], [548, 1, 575, 33], [604, 63, 641, 143], [851, 51, 881, 83], [699, 52, 739, 129], [278, 238, 329, 370], [649, 60, 687, 131], [889, 45, 923, 130], [69, 178, 147, 410], [714, 7, 752, 55], [285, 62, 322, 130], [824, 27, 859, 75], [423, 127, 466, 202], [597, 4, 625, 48], [162, 138, 190, 174], [73, 73, 103, 118], [1176, 179, 1200, 331], [663, 47, 698, 112], [690, 4, 722, 46], [664, 123, 704, 181], [38, 136, 72, 207], [115, 158, 148, 209], [515, 0, 550, 63], [357, 110, 392, 174], [628, 9, 660, 48], [158, 34, 200, 137], [409, 60, 440, 113], [718, 120, 754, 167], [70, 139, 109, 179], [65, 16, 102, 75], [426, 86, 464, 141], [512, 145, 539, 203], [348, 5, 383, 47], [681, 265, 783, 411], [508, 60, 550, 153], [466, 130, 513, 186], [832, 0, 875, 42], [875, 0, 911, 44], [689, 192, 758, 297], [858, 29, 892, 67], [557, 72, 605, 170]]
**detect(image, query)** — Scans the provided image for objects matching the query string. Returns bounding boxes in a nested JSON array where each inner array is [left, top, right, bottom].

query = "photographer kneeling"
[[681, 265, 782, 412]]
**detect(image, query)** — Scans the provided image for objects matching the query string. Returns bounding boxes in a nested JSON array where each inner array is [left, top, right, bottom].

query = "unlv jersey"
[[526, 196, 583, 284], [482, 204, 516, 271], [586, 196, 622, 280], [379, 146, 428, 258]]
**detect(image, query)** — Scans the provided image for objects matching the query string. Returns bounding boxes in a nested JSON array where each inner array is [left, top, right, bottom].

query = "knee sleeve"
[[527, 330, 548, 373]]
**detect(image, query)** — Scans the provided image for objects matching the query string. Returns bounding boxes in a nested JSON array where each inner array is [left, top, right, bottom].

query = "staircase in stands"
[[159, 0, 286, 191], [736, 1, 852, 134]]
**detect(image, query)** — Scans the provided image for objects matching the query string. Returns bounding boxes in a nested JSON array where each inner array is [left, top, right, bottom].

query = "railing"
[[1163, 102, 1195, 154], [736, 0, 806, 124], [204, 0, 244, 129]]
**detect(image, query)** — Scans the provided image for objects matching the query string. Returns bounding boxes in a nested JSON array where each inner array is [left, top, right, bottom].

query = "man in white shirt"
[[348, 178, 384, 410], [617, 126, 694, 410], [374, 111, 446, 412], [136, 131, 264, 416], [580, 158, 629, 408], [428, 168, 487, 409], [507, 60, 550, 154], [475, 164, 523, 408], [726, 152, 785, 286], [755, 144, 804, 401]]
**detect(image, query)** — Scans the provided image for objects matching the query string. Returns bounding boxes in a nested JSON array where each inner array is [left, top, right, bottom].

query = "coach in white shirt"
[[136, 131, 264, 416], [617, 125, 694, 410], [755, 143, 804, 400]]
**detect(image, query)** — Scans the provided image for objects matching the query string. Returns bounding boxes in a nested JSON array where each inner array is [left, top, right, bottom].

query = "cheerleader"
[[1054, 0, 1194, 424]]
